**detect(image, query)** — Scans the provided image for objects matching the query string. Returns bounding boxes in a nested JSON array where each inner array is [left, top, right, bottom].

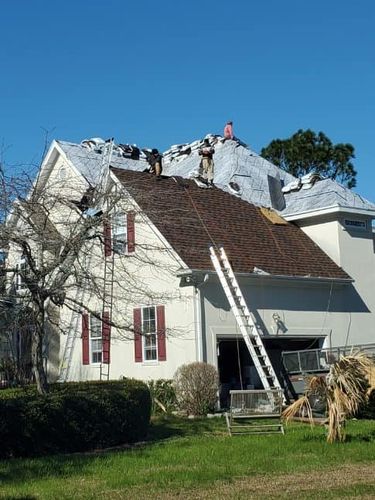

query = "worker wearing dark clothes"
[[148, 148, 163, 179], [198, 139, 215, 185]]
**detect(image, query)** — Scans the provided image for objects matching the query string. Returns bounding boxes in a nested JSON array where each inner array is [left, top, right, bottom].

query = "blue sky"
[[0, 0, 374, 199]]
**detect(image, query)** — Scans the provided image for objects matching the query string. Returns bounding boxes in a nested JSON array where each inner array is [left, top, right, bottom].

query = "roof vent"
[[228, 181, 241, 196]]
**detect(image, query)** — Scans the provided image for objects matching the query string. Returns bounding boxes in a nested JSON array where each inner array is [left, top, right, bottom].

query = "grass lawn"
[[0, 416, 375, 499]]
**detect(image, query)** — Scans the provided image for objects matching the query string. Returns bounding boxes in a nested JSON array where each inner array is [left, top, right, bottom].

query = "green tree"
[[261, 129, 357, 189]]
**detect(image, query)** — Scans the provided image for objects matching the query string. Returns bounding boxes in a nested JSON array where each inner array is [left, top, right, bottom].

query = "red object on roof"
[[111, 169, 350, 280]]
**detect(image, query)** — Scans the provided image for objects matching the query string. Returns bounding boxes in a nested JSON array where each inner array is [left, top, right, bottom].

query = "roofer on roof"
[[224, 121, 234, 140], [148, 148, 163, 180], [198, 139, 215, 186]]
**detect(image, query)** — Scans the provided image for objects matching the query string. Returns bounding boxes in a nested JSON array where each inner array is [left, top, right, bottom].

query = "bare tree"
[[0, 144, 186, 394]]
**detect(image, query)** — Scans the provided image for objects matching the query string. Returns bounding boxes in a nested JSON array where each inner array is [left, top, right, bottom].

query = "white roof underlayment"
[[57, 137, 375, 219]]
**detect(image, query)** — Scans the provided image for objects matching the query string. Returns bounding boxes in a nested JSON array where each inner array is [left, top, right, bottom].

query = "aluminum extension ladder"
[[100, 242, 115, 381], [209, 246, 283, 393], [58, 287, 85, 382]]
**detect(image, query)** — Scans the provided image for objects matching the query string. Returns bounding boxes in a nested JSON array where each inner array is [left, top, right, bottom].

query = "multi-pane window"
[[142, 306, 157, 361], [90, 314, 102, 363], [112, 212, 127, 254]]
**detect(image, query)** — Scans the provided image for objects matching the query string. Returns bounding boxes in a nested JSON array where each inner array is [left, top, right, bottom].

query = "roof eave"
[[177, 268, 352, 285], [283, 205, 375, 221]]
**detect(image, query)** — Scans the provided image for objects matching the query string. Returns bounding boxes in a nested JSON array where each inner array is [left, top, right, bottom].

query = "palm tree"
[[283, 353, 375, 443]]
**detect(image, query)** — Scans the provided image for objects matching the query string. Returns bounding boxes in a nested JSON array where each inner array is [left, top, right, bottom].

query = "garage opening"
[[217, 336, 323, 408]]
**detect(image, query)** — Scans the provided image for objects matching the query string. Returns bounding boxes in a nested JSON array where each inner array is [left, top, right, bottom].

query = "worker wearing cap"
[[149, 148, 163, 179]]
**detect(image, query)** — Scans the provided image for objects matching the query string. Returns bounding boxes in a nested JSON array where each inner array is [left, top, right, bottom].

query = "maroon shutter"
[[82, 313, 90, 365], [157, 305, 166, 361], [133, 308, 142, 362], [103, 219, 112, 257], [102, 311, 111, 364], [127, 212, 135, 253]]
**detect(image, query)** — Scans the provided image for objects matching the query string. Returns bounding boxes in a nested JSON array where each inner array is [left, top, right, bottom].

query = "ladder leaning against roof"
[[209, 246, 283, 394]]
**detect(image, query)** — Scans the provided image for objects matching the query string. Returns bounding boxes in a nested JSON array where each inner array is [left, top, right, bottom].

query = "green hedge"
[[0, 379, 151, 458]]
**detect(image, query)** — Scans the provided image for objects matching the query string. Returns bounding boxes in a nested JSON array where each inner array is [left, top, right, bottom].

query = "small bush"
[[0, 379, 151, 458], [147, 379, 177, 414], [173, 362, 219, 416]]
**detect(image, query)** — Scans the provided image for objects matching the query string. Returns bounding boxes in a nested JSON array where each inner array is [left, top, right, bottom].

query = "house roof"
[[282, 177, 375, 217], [111, 168, 350, 280], [57, 138, 375, 219], [160, 140, 375, 218], [57, 140, 146, 185]]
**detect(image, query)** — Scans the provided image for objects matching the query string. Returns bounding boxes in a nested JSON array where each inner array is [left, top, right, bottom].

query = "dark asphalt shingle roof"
[[111, 168, 350, 280]]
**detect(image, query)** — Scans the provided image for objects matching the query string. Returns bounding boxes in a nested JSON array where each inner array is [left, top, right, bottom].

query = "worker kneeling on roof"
[[148, 148, 163, 179], [198, 139, 215, 186]]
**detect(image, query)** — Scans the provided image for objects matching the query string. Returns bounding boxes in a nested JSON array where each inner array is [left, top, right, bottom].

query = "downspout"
[[193, 273, 209, 362], [194, 286, 203, 362]]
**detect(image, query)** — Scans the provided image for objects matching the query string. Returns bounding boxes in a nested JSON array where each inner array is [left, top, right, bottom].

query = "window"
[[59, 166, 67, 180], [16, 256, 29, 291], [82, 311, 110, 365], [133, 305, 166, 363], [104, 211, 135, 256], [112, 212, 128, 254], [344, 219, 367, 231], [90, 314, 102, 363], [142, 307, 157, 361]]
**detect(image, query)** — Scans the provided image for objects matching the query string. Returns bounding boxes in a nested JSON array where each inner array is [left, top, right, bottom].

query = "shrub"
[[173, 362, 219, 416], [147, 379, 177, 415], [0, 379, 151, 458]]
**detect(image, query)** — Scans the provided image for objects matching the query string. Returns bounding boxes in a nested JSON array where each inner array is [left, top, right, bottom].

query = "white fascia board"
[[284, 205, 375, 222], [182, 269, 352, 286], [108, 171, 189, 271]]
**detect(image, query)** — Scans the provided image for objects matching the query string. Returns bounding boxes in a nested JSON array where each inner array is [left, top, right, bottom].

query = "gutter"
[[283, 205, 375, 222], [177, 268, 353, 285]]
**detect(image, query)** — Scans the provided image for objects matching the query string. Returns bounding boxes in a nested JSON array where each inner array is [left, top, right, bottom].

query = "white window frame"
[[90, 314, 102, 364], [141, 306, 158, 362], [112, 212, 128, 255]]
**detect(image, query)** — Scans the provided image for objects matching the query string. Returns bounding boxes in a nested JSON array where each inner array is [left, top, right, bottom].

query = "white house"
[[3, 136, 375, 395]]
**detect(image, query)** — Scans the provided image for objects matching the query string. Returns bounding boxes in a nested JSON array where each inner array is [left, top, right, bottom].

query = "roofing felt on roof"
[[57, 140, 146, 185], [111, 168, 350, 280], [282, 178, 375, 216], [57, 138, 375, 218]]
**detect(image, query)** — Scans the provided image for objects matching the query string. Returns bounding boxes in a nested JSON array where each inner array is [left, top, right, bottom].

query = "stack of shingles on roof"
[[111, 168, 350, 280]]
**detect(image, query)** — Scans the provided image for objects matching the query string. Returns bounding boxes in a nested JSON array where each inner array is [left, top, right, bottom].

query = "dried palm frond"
[[327, 353, 372, 417], [283, 352, 375, 443], [327, 393, 345, 443], [282, 395, 313, 426], [308, 375, 327, 394]]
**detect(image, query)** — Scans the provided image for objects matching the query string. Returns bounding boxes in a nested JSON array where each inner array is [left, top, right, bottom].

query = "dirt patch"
[[150, 463, 375, 499]]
